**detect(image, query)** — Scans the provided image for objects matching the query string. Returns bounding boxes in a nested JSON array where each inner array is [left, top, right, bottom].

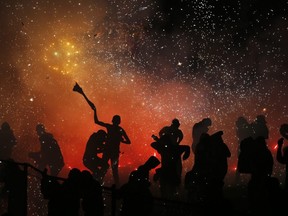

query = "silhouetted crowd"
[[1, 86, 288, 216]]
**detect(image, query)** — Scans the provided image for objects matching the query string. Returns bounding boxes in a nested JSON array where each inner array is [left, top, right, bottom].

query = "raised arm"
[[93, 106, 107, 127]]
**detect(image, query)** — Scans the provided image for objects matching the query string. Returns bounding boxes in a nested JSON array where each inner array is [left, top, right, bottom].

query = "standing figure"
[[235, 116, 253, 184], [80, 170, 104, 216], [41, 168, 82, 216], [0, 122, 17, 160], [29, 124, 65, 176], [191, 118, 212, 154], [83, 130, 109, 182], [73, 82, 131, 186], [157, 119, 189, 191], [185, 131, 231, 207], [151, 134, 190, 200], [93, 107, 131, 187], [247, 136, 274, 215]]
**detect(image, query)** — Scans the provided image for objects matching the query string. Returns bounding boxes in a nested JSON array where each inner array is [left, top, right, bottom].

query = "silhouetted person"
[[247, 136, 274, 215], [185, 131, 230, 208], [73, 82, 131, 186], [235, 116, 253, 184], [0, 122, 18, 209], [83, 130, 109, 182], [191, 118, 212, 154], [159, 118, 183, 146], [1, 160, 26, 216], [254, 137, 273, 176], [93, 106, 131, 187], [276, 137, 288, 191], [158, 118, 188, 189], [29, 124, 64, 176], [185, 133, 210, 204], [238, 135, 273, 178], [62, 168, 82, 215], [251, 115, 269, 139], [206, 131, 231, 199], [41, 168, 82, 216], [237, 136, 255, 174], [41, 169, 63, 216], [80, 170, 104, 216], [117, 156, 160, 216], [151, 134, 190, 200], [0, 122, 17, 160]]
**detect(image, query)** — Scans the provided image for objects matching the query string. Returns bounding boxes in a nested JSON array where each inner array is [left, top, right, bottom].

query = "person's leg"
[[111, 156, 119, 187], [98, 154, 110, 184]]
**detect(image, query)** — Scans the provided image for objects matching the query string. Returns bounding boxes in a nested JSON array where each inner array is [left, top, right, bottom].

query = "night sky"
[[0, 0, 288, 213]]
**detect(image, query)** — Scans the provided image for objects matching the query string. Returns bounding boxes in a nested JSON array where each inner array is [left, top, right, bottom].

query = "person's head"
[[36, 124, 45, 136], [211, 131, 224, 144], [171, 118, 180, 128], [143, 156, 160, 171], [68, 168, 81, 182], [236, 116, 249, 126], [96, 129, 107, 142], [1, 122, 10, 131], [81, 170, 93, 182], [112, 115, 121, 125], [202, 118, 212, 127], [129, 165, 150, 186]]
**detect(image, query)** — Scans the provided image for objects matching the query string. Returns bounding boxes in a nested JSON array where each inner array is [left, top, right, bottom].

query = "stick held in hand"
[[73, 82, 95, 110]]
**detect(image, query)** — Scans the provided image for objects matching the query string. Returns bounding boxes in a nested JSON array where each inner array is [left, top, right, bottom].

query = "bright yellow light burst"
[[43, 39, 80, 75]]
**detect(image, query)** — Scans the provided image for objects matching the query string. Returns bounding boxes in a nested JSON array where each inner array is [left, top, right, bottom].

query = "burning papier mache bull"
[[73, 82, 95, 110]]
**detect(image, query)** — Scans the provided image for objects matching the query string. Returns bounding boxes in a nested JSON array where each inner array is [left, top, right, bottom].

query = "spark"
[[43, 39, 81, 75]]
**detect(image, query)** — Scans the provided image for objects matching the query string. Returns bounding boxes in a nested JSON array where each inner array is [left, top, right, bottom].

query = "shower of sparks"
[[0, 0, 288, 215], [44, 39, 81, 75]]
